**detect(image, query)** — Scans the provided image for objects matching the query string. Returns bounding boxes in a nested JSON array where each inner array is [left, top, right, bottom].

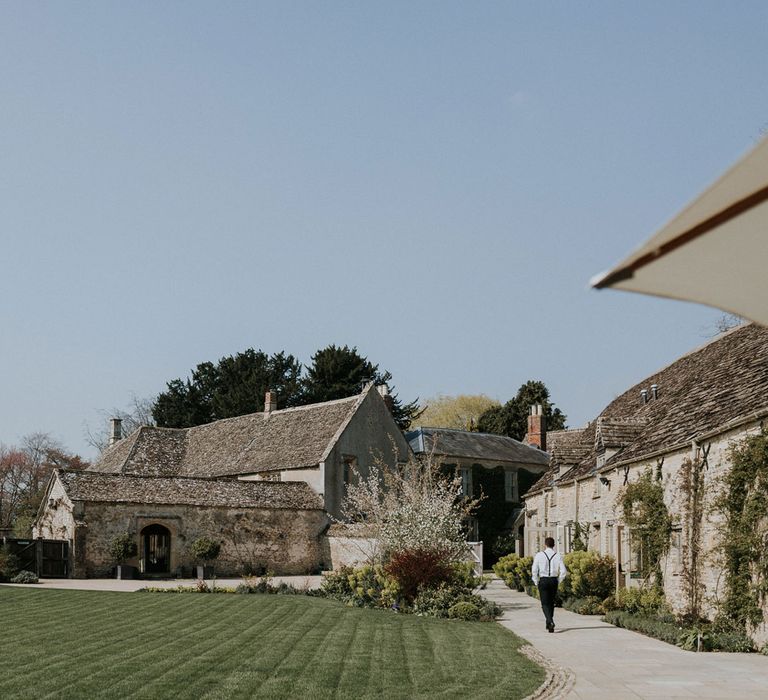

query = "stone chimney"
[[264, 390, 277, 414], [527, 404, 547, 451], [376, 384, 395, 413], [109, 418, 123, 446]]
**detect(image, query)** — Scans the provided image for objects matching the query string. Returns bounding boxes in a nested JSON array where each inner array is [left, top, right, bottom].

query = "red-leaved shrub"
[[384, 548, 453, 601]]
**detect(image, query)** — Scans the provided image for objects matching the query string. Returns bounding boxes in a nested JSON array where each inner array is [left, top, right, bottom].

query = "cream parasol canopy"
[[591, 137, 768, 326]]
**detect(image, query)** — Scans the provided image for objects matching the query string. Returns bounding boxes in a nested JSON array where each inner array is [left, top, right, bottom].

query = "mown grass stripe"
[[0, 587, 544, 699]]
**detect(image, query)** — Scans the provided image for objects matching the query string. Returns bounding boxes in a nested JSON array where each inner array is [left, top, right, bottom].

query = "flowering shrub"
[[341, 450, 478, 566]]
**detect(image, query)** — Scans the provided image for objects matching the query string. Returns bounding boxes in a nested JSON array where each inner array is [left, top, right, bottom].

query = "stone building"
[[523, 323, 768, 630], [34, 383, 411, 577], [406, 426, 550, 563]]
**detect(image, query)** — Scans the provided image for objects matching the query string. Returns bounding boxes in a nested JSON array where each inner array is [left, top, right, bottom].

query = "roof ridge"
[[69, 469, 310, 486], [597, 415, 648, 424], [183, 393, 363, 432], [319, 385, 374, 463], [614, 322, 752, 396], [120, 426, 147, 471], [418, 426, 530, 443]]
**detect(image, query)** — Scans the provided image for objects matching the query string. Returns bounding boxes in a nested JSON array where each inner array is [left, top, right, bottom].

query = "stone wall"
[[34, 477, 75, 542], [37, 496, 329, 578], [323, 389, 412, 519], [324, 525, 378, 569]]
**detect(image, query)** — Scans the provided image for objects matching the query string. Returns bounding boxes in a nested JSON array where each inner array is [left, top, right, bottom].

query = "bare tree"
[[0, 433, 86, 534], [0, 447, 30, 530], [85, 394, 156, 452], [702, 314, 744, 338]]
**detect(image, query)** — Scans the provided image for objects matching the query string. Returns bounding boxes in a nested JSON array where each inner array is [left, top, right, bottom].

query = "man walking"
[[532, 536, 568, 633]]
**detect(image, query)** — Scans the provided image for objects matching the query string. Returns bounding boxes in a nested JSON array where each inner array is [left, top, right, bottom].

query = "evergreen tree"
[[152, 350, 303, 428], [477, 380, 566, 441], [303, 345, 420, 430], [152, 344, 419, 430]]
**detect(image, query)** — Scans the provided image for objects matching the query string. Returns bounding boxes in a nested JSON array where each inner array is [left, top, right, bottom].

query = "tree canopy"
[[152, 350, 303, 428], [152, 344, 418, 431], [302, 345, 419, 430], [415, 394, 501, 431], [477, 380, 566, 441]]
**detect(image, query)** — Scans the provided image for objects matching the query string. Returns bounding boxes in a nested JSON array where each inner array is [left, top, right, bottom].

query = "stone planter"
[[196, 565, 215, 580], [116, 564, 137, 580]]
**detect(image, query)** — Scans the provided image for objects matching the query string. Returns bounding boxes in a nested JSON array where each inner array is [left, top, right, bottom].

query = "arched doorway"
[[141, 524, 171, 574]]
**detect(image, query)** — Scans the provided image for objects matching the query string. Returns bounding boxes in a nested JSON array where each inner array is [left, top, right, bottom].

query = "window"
[[261, 471, 281, 482], [590, 523, 601, 551], [504, 470, 519, 502], [460, 467, 473, 498], [551, 487, 558, 507], [670, 528, 682, 575], [343, 456, 358, 486], [592, 476, 601, 499]]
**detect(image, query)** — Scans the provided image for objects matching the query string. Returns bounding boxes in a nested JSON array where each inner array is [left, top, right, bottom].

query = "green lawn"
[[0, 587, 543, 699]]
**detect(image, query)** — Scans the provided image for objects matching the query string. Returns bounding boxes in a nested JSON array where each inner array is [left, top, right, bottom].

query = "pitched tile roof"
[[57, 469, 324, 510], [595, 417, 647, 451], [406, 427, 550, 467], [526, 323, 768, 496], [526, 428, 591, 494], [90, 393, 364, 478]]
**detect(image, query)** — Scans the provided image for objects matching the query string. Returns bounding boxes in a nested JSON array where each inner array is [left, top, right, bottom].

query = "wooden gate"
[[2, 538, 69, 578]]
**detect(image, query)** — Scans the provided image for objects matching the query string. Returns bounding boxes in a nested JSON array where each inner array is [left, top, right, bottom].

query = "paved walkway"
[[0, 575, 323, 592], [483, 578, 768, 700]]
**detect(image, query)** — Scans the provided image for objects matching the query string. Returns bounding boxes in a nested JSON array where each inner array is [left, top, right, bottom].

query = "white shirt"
[[532, 548, 567, 585]]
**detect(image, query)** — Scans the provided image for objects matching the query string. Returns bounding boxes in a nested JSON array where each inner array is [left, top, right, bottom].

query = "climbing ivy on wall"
[[570, 522, 589, 552], [620, 469, 672, 586], [677, 456, 706, 621], [714, 430, 768, 631]]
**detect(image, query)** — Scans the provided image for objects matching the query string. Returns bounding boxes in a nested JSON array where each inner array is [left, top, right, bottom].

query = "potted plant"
[[110, 533, 138, 580], [190, 537, 221, 580]]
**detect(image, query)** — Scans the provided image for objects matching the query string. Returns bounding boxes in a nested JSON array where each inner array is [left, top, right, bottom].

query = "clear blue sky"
[[2, 2, 766, 458]]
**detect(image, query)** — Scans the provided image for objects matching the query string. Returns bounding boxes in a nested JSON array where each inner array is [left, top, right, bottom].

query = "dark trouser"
[[538, 577, 559, 628]]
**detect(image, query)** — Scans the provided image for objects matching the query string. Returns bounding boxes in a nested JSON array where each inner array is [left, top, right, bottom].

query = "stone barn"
[[35, 470, 326, 577], [34, 383, 411, 577]]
